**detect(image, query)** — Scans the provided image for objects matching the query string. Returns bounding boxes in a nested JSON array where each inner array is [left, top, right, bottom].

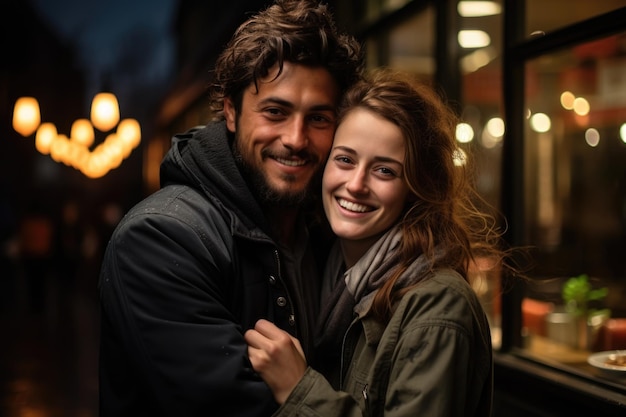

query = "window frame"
[[496, 4, 626, 414]]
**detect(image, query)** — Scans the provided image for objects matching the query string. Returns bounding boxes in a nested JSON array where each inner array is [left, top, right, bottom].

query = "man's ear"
[[223, 97, 236, 133]]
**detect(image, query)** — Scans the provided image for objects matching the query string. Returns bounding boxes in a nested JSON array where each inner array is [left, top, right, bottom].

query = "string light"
[[12, 93, 141, 178], [13, 97, 41, 137], [90, 92, 120, 132]]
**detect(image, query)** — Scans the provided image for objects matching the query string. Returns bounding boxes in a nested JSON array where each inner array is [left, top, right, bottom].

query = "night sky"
[[29, 0, 179, 108]]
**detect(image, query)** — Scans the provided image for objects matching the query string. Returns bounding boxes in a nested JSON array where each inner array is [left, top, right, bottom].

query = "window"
[[520, 31, 626, 385], [336, 1, 626, 412], [525, 0, 626, 39], [364, 4, 435, 83]]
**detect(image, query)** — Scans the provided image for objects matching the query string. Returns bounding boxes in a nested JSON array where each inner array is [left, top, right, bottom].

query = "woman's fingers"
[[244, 320, 294, 370], [244, 319, 308, 404]]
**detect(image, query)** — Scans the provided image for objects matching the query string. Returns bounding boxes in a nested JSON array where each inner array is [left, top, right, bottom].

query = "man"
[[97, 1, 363, 416]]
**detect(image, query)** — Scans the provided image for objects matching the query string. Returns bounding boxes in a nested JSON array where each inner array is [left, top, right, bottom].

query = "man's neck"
[[265, 206, 299, 247]]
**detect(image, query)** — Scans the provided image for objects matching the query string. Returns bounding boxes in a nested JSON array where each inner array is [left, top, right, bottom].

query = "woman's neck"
[[339, 235, 380, 269]]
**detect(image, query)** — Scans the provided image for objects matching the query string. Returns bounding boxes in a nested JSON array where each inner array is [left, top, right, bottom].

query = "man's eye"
[[266, 108, 283, 115], [311, 115, 329, 122], [309, 114, 336, 126]]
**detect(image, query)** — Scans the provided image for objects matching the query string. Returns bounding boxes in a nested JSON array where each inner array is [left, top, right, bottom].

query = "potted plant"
[[561, 274, 610, 349]]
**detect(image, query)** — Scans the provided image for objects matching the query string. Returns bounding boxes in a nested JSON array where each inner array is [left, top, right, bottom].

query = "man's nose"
[[280, 117, 308, 151]]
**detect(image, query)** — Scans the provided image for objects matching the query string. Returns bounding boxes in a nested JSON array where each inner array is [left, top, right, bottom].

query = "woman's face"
[[323, 107, 410, 247]]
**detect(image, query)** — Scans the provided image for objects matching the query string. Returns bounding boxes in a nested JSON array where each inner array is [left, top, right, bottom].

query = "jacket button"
[[288, 315, 295, 326], [276, 296, 287, 307], [268, 275, 277, 285]]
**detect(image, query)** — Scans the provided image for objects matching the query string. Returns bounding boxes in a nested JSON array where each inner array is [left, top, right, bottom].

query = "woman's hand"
[[244, 319, 307, 404]]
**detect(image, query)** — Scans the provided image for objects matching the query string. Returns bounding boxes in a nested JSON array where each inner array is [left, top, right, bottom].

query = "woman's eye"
[[376, 167, 398, 177], [335, 156, 352, 164]]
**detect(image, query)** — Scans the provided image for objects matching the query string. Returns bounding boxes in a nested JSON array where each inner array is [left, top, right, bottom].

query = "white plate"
[[587, 351, 626, 380]]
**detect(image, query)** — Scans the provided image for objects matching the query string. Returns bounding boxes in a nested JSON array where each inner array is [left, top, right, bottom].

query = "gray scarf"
[[314, 226, 439, 373]]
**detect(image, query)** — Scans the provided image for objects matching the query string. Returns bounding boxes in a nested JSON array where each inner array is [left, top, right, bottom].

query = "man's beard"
[[232, 138, 317, 208]]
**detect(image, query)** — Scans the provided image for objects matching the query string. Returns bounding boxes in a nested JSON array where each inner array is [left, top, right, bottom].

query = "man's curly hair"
[[208, 0, 363, 120]]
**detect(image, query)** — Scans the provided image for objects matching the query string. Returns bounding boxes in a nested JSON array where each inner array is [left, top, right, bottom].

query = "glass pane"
[[521, 32, 626, 385], [459, 0, 504, 350], [382, 0, 413, 12], [459, 0, 503, 220], [359, 0, 414, 23], [388, 6, 434, 79], [525, 0, 626, 37]]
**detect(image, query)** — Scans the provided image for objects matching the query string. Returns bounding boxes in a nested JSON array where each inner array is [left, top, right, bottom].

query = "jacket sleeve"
[[377, 323, 478, 417], [273, 367, 365, 417], [99, 206, 277, 417], [273, 327, 481, 417], [273, 282, 492, 417], [372, 281, 492, 417]]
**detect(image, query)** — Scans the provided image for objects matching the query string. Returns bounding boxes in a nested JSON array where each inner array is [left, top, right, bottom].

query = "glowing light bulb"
[[13, 97, 41, 136], [71, 119, 95, 147], [90, 93, 120, 131], [35, 123, 57, 155]]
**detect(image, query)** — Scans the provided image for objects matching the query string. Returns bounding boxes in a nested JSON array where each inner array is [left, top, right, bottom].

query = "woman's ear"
[[223, 97, 236, 133]]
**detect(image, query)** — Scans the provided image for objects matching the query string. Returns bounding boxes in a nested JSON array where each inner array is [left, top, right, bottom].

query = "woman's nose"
[[346, 169, 369, 194]]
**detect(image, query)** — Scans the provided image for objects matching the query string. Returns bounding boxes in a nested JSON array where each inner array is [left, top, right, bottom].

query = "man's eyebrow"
[[258, 97, 336, 112], [311, 104, 337, 113], [258, 97, 293, 108]]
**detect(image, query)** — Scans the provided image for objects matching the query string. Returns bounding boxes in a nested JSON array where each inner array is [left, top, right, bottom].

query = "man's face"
[[224, 62, 340, 206]]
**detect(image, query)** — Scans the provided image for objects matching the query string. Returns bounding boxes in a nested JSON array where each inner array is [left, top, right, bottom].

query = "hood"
[[159, 121, 271, 235]]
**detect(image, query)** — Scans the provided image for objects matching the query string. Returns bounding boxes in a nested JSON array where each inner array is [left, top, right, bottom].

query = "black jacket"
[[99, 122, 324, 416]]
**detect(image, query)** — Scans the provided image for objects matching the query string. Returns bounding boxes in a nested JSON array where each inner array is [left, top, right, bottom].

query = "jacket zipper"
[[341, 315, 372, 416], [273, 249, 297, 331], [339, 313, 360, 388]]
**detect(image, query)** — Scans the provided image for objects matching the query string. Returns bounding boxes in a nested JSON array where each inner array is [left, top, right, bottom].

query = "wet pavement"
[[0, 263, 100, 417]]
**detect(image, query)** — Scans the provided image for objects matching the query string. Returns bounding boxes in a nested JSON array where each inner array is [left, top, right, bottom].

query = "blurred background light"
[[13, 97, 41, 137], [585, 128, 600, 147], [458, 1, 502, 17], [530, 113, 551, 133], [458, 30, 491, 48], [573, 97, 590, 116], [70, 119, 95, 147], [560, 91, 576, 110], [90, 92, 120, 132], [456, 122, 475, 143]]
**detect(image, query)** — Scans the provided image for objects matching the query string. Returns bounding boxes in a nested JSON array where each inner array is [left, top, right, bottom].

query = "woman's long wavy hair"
[[338, 68, 511, 323], [208, 0, 363, 120]]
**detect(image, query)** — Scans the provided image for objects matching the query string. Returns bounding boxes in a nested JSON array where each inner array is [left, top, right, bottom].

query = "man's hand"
[[244, 319, 307, 404]]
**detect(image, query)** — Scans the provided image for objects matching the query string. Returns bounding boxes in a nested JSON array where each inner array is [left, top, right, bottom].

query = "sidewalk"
[[0, 265, 99, 417]]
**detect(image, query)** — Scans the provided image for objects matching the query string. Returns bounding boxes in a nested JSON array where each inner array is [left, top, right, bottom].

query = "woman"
[[245, 68, 506, 417]]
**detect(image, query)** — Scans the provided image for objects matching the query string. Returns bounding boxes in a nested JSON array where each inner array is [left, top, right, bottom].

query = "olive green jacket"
[[274, 269, 493, 417]]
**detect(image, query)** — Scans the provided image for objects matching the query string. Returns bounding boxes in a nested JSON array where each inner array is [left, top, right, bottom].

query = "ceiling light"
[[458, 1, 502, 17], [458, 30, 491, 48]]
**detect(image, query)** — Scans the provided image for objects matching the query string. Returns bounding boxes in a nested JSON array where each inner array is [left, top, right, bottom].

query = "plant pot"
[[546, 310, 578, 348]]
